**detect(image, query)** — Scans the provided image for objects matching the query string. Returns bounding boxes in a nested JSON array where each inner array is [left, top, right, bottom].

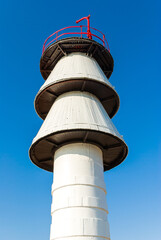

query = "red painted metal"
[[76, 15, 92, 39], [42, 24, 110, 54]]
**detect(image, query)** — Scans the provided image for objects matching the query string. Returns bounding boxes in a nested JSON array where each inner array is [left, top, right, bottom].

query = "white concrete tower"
[[29, 16, 128, 240]]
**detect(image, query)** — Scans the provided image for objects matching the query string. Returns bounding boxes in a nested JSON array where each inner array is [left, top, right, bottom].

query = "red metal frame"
[[42, 24, 110, 54], [76, 15, 92, 39]]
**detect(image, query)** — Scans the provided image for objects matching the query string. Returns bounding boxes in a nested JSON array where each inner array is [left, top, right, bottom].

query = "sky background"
[[0, 0, 160, 239]]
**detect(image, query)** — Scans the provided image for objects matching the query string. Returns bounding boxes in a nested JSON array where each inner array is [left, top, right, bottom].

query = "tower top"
[[42, 15, 110, 54], [40, 16, 113, 80]]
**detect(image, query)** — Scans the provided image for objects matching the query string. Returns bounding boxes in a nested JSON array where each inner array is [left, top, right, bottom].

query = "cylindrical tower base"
[[50, 143, 110, 240]]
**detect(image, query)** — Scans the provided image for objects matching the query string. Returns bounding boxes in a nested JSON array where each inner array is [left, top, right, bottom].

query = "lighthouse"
[[29, 15, 128, 240]]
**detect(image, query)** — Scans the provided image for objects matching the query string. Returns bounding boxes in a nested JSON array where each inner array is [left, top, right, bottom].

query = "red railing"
[[42, 25, 110, 54]]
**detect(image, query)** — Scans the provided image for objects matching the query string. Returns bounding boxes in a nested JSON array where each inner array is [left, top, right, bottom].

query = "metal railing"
[[42, 25, 110, 54]]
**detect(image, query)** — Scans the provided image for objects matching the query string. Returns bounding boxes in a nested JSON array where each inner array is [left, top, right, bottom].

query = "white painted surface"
[[50, 143, 110, 240], [32, 91, 122, 144], [37, 52, 114, 95]]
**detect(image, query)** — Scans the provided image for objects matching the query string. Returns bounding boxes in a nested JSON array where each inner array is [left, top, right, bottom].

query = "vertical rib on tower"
[[29, 27, 128, 240]]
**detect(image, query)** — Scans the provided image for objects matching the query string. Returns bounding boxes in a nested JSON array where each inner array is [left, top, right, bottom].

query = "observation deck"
[[40, 25, 114, 80]]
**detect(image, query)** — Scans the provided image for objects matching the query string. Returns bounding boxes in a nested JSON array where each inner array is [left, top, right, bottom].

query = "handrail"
[[42, 25, 110, 54]]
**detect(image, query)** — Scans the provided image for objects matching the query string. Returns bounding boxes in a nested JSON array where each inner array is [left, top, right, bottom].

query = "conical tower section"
[[29, 16, 128, 240]]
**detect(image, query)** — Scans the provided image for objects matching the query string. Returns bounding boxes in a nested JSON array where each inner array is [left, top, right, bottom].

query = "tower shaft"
[[51, 143, 110, 240]]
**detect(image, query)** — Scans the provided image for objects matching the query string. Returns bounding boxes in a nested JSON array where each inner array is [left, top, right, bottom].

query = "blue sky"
[[0, 0, 160, 239]]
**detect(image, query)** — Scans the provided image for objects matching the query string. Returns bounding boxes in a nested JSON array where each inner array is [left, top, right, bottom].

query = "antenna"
[[76, 15, 92, 39]]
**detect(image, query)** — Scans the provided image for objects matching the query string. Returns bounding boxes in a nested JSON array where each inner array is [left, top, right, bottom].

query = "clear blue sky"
[[0, 0, 160, 239]]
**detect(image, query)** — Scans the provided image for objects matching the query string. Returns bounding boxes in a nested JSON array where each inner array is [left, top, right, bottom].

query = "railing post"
[[106, 39, 110, 52], [80, 25, 82, 38], [103, 34, 105, 47]]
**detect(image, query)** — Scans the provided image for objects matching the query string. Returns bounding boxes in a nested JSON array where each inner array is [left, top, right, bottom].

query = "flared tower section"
[[29, 16, 128, 240]]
